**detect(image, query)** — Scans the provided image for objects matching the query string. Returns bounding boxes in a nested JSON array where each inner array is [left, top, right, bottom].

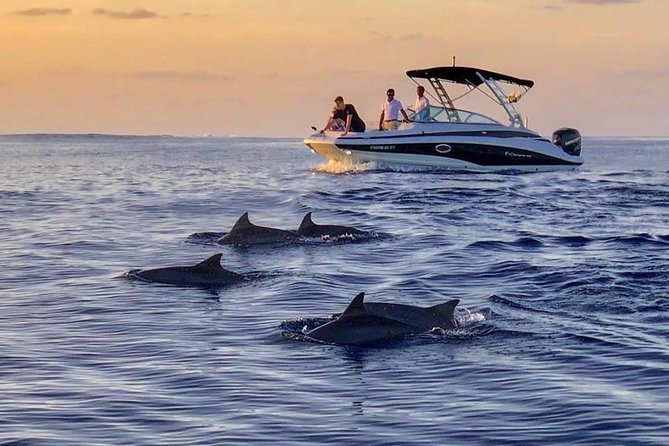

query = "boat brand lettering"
[[370, 145, 396, 151], [504, 151, 532, 158]]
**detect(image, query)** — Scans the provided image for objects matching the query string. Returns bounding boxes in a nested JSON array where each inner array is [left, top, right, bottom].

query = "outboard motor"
[[552, 128, 582, 156]]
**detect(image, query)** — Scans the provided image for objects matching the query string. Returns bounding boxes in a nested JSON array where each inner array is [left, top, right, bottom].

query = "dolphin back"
[[340, 292, 366, 317], [426, 299, 460, 330], [218, 212, 254, 244], [364, 299, 460, 331], [308, 313, 416, 345], [298, 212, 316, 233], [131, 253, 244, 286], [307, 292, 416, 345], [218, 212, 299, 245], [229, 212, 253, 231], [296, 212, 367, 237], [191, 253, 244, 279], [193, 253, 225, 270]]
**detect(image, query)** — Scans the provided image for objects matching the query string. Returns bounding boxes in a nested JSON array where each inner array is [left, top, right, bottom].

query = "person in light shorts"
[[379, 88, 409, 131]]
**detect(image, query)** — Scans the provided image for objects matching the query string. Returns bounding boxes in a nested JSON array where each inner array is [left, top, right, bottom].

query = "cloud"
[[91, 8, 159, 19], [369, 31, 430, 42], [127, 70, 234, 82], [177, 12, 213, 18], [398, 33, 424, 41], [14, 8, 72, 16], [44, 68, 80, 76], [614, 65, 669, 78], [565, 0, 640, 4], [540, 3, 562, 10]]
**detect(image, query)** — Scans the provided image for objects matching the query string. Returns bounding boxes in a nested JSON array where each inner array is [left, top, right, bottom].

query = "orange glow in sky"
[[1, 0, 667, 136]]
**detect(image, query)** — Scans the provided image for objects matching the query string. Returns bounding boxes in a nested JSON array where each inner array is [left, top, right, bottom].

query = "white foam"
[[455, 308, 486, 328], [312, 159, 372, 175]]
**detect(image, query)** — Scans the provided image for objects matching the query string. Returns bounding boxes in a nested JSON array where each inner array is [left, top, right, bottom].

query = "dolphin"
[[307, 292, 418, 345], [128, 253, 245, 287], [217, 212, 301, 245], [364, 299, 460, 331], [296, 212, 371, 238]]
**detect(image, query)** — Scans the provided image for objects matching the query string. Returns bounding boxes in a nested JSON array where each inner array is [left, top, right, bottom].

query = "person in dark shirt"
[[321, 96, 366, 135]]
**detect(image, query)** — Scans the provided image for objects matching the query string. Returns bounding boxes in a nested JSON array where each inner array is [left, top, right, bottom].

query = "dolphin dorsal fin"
[[340, 292, 366, 318], [430, 299, 460, 318], [298, 212, 315, 232], [230, 212, 253, 231], [194, 253, 223, 270]]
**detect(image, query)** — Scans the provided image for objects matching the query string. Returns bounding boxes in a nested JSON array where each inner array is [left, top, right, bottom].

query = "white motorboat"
[[304, 65, 583, 172]]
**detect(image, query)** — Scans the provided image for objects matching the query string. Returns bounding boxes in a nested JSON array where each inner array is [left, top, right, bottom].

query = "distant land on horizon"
[[0, 133, 303, 140]]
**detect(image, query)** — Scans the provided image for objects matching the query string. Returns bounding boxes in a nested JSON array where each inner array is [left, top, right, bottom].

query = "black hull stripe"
[[336, 142, 581, 166]]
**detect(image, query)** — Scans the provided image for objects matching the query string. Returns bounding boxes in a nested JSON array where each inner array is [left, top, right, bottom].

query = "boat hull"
[[304, 124, 583, 173]]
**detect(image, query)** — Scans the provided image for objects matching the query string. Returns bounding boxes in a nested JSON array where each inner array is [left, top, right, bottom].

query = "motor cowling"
[[552, 128, 582, 156]]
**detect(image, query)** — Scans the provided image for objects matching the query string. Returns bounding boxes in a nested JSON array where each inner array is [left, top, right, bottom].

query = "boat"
[[304, 65, 583, 172]]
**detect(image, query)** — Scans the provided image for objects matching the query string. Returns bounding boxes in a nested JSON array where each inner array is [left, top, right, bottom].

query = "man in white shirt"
[[414, 85, 430, 122], [379, 88, 409, 131]]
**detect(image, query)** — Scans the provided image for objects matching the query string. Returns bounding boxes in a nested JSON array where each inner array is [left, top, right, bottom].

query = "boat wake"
[[313, 159, 372, 175]]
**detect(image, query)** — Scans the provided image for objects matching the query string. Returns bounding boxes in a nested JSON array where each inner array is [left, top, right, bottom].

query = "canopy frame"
[[407, 66, 534, 128]]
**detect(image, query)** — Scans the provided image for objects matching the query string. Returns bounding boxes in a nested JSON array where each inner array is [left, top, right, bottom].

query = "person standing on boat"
[[413, 85, 430, 122], [321, 96, 366, 135], [379, 88, 409, 131]]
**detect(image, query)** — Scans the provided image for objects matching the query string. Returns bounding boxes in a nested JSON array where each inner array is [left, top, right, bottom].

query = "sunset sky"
[[1, 0, 667, 137]]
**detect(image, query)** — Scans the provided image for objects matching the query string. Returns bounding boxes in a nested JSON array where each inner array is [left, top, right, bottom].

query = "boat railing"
[[407, 105, 501, 125]]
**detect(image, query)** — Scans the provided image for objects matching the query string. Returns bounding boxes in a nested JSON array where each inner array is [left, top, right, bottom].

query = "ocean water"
[[1, 134, 668, 445]]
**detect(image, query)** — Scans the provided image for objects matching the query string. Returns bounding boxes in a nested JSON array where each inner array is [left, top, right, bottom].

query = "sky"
[[0, 0, 667, 137]]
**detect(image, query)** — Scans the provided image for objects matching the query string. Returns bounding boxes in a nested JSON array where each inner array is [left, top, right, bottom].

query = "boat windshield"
[[407, 105, 501, 125]]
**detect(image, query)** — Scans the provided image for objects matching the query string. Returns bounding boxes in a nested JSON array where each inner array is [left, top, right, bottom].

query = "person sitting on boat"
[[413, 85, 430, 122], [379, 88, 410, 131], [320, 96, 366, 135], [325, 105, 346, 132]]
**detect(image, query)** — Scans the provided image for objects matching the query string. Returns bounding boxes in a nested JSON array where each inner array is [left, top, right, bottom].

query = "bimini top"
[[406, 66, 535, 88]]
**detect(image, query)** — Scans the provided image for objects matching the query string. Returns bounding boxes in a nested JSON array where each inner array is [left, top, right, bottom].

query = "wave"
[[185, 231, 226, 245], [467, 233, 669, 251], [0, 190, 41, 200], [467, 236, 544, 250], [487, 295, 557, 314], [601, 233, 669, 246]]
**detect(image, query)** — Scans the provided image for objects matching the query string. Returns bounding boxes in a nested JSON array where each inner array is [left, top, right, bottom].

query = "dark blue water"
[[1, 134, 668, 445]]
